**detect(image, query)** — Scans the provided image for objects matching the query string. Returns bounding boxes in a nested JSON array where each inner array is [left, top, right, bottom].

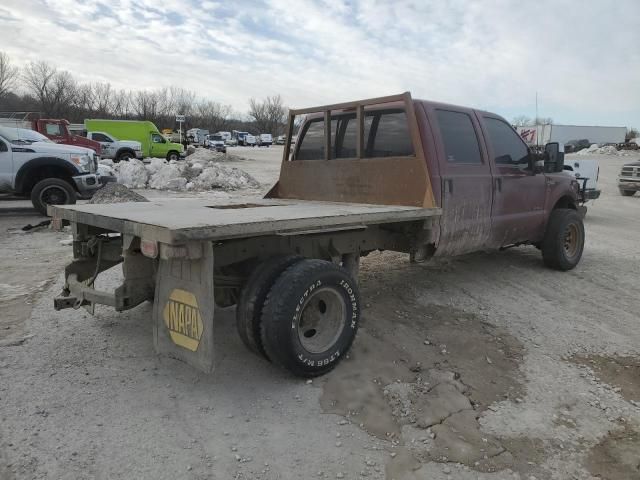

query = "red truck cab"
[[33, 119, 102, 155]]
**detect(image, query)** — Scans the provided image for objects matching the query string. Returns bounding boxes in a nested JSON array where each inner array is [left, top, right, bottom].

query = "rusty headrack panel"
[[267, 92, 436, 208]]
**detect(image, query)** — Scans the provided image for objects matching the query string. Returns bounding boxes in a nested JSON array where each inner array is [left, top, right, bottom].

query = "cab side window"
[[93, 133, 111, 142], [0, 140, 7, 152], [45, 123, 63, 136], [436, 109, 482, 164], [152, 134, 165, 144], [483, 117, 529, 165]]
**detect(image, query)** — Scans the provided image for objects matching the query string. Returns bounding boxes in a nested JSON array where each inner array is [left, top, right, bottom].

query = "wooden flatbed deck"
[[51, 198, 441, 244]]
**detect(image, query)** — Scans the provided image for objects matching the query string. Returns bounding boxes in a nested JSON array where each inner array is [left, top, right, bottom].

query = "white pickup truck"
[[85, 131, 143, 162], [0, 126, 114, 214]]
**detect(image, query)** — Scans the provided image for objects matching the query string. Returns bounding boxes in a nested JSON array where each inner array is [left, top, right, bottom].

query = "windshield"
[[211, 135, 223, 141], [0, 126, 52, 144]]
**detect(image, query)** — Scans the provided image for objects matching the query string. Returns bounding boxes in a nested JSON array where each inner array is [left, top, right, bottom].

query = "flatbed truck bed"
[[51, 197, 440, 244], [50, 195, 441, 375]]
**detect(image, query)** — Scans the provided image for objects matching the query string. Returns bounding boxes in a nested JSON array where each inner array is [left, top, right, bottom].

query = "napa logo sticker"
[[163, 289, 203, 352]]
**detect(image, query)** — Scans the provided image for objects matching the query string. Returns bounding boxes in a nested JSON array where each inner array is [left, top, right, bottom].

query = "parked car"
[[232, 130, 250, 146], [84, 120, 185, 161], [564, 139, 591, 153], [245, 134, 257, 147], [618, 160, 640, 196], [0, 126, 114, 214], [257, 133, 273, 147], [205, 133, 227, 153], [85, 131, 143, 162], [276, 135, 285, 145]]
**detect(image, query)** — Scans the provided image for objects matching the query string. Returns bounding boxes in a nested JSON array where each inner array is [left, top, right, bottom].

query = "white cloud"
[[0, 0, 638, 125]]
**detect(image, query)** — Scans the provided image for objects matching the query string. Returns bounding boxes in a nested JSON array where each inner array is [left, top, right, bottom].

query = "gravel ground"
[[0, 148, 638, 480]]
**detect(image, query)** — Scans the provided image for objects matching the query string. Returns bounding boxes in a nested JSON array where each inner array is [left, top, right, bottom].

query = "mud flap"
[[152, 242, 215, 373]]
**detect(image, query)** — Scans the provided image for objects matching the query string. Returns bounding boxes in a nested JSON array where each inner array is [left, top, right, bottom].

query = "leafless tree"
[[23, 61, 78, 117], [512, 115, 553, 127], [512, 115, 533, 127], [248, 94, 287, 135], [196, 100, 232, 132], [0, 51, 19, 99]]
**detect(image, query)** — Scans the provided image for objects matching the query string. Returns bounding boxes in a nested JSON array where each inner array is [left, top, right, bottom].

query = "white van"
[[258, 133, 273, 147]]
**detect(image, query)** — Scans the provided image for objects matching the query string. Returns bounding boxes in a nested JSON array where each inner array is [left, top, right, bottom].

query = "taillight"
[[141, 239, 158, 258]]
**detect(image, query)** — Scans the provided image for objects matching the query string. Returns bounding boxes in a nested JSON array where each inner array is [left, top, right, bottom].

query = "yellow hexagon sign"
[[163, 289, 204, 352]]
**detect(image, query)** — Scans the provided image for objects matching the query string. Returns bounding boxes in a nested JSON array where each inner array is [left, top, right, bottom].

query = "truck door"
[[427, 106, 494, 256], [479, 115, 547, 246], [150, 133, 167, 157], [91, 132, 116, 158], [0, 137, 13, 192]]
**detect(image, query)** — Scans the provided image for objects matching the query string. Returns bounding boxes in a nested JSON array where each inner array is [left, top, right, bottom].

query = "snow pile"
[[193, 164, 259, 190], [100, 154, 259, 191], [576, 144, 626, 156], [115, 159, 149, 188]]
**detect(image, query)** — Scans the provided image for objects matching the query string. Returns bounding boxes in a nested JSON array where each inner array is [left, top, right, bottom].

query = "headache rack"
[[268, 92, 437, 209]]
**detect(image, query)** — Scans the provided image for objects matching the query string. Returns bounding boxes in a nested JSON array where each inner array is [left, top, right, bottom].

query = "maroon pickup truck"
[[51, 93, 585, 377], [272, 93, 584, 271]]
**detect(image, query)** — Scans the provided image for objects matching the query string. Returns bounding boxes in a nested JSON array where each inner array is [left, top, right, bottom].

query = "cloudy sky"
[[1, 0, 638, 126]]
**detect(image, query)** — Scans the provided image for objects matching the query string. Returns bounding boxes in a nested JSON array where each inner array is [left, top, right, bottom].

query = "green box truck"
[[84, 120, 185, 161]]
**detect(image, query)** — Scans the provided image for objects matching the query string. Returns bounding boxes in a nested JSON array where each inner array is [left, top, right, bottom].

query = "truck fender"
[[15, 157, 79, 194], [115, 148, 136, 159], [551, 195, 578, 211]]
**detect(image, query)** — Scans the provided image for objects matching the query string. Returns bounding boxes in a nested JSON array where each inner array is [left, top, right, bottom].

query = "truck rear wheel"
[[260, 259, 360, 377], [541, 208, 584, 271], [30, 178, 76, 216], [236, 255, 303, 359], [619, 189, 635, 196]]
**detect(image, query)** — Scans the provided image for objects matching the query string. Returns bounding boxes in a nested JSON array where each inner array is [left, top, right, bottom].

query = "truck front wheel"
[[619, 189, 635, 196], [30, 178, 76, 216], [541, 209, 584, 271], [260, 259, 360, 377], [166, 151, 180, 161]]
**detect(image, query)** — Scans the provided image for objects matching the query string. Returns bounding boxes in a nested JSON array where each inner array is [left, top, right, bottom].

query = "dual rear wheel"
[[236, 257, 360, 377]]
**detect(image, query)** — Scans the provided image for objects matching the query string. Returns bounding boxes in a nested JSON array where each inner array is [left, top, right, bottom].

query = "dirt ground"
[[1, 146, 639, 480]]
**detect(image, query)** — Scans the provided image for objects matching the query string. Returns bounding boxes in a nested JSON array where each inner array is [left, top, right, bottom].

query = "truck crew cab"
[[0, 126, 113, 214], [51, 93, 584, 378]]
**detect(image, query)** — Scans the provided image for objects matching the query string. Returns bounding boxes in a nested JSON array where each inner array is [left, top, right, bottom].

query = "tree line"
[[0, 51, 288, 135]]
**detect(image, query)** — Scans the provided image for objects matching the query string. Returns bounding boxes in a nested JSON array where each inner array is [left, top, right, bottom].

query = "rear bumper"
[[618, 179, 640, 191]]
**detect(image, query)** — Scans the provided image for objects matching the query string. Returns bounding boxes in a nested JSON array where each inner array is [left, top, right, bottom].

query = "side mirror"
[[545, 142, 565, 172]]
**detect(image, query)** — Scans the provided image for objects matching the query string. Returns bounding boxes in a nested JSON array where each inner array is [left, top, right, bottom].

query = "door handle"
[[444, 179, 453, 194], [494, 178, 502, 192]]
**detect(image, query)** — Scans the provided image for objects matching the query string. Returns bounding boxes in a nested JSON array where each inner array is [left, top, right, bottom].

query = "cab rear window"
[[295, 109, 414, 160]]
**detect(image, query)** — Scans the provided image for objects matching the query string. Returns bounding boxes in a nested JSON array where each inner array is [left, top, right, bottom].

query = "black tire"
[[260, 259, 360, 377], [541, 209, 585, 271], [620, 189, 635, 197], [166, 151, 180, 161], [30, 178, 76, 216], [115, 150, 134, 163], [236, 255, 303, 359]]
